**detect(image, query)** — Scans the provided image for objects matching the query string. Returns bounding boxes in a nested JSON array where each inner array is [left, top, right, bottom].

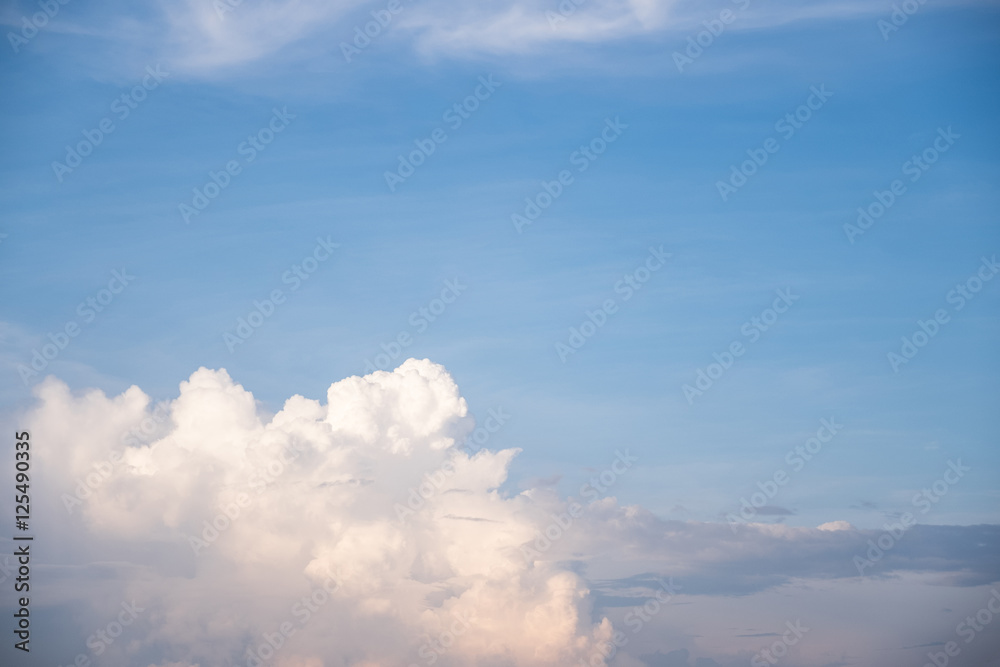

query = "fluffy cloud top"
[[20, 359, 999, 666], [32, 359, 615, 666]]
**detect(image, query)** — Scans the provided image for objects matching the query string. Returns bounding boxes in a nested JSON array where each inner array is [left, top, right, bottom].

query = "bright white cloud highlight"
[[31, 359, 615, 666], [22, 359, 997, 666]]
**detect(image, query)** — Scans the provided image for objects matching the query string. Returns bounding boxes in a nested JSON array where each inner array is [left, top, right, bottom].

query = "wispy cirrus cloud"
[[14, 0, 981, 77]]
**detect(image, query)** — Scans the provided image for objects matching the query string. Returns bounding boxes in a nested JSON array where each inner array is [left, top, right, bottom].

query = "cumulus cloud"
[[19, 359, 1000, 666], [30, 359, 616, 666]]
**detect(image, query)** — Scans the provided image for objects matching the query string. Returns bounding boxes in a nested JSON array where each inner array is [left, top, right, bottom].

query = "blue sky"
[[3, 0, 997, 528], [1, 1, 999, 665]]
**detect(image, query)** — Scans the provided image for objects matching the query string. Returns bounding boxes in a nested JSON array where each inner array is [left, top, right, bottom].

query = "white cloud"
[[155, 0, 367, 73], [398, 0, 678, 57], [42, 0, 959, 77], [30, 359, 615, 666], [22, 359, 999, 666], [817, 520, 853, 531]]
